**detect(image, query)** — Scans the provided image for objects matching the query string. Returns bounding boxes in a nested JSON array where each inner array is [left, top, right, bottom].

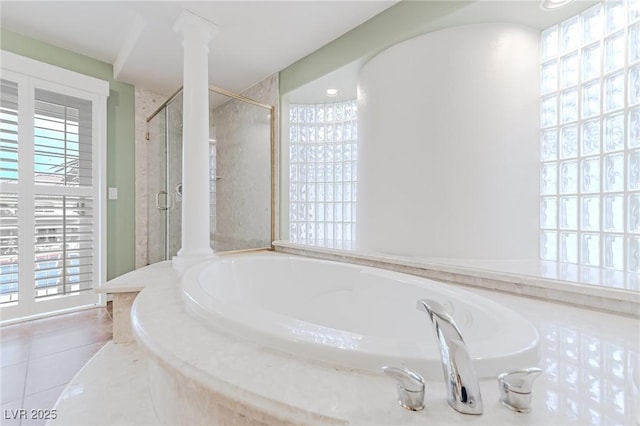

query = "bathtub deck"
[[47, 342, 159, 426]]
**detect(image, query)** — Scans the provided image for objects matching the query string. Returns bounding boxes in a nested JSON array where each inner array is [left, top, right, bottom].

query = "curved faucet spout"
[[417, 299, 483, 415]]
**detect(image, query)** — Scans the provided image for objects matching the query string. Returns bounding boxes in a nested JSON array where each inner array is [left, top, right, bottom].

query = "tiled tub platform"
[[96, 261, 178, 344]]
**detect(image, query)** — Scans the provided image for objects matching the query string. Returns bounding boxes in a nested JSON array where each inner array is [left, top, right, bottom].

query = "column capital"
[[173, 9, 219, 43]]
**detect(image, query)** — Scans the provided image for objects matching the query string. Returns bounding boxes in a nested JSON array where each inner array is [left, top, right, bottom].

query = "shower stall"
[[144, 86, 275, 264]]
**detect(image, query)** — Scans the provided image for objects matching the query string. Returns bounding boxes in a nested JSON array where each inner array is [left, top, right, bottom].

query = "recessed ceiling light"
[[325, 88, 340, 97], [540, 0, 575, 10]]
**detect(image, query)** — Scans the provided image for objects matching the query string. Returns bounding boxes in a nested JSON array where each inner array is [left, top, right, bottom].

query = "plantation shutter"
[[1, 51, 108, 321], [0, 194, 19, 304], [34, 89, 92, 187], [1, 79, 19, 183], [0, 79, 20, 305], [33, 89, 96, 301], [34, 195, 94, 298]]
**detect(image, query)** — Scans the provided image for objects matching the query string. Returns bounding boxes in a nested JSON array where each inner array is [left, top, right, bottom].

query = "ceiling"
[[0, 1, 397, 97], [1, 1, 598, 106]]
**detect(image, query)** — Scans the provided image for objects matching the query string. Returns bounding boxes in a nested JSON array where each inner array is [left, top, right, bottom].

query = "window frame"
[[0, 50, 108, 322]]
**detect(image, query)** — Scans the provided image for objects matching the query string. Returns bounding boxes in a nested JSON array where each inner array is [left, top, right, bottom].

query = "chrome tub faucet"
[[417, 299, 483, 415]]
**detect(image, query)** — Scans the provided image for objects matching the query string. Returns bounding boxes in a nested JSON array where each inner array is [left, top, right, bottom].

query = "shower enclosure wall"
[[145, 87, 274, 263]]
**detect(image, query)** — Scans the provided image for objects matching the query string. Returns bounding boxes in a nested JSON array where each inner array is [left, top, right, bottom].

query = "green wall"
[[280, 0, 592, 93], [279, 1, 473, 94], [1, 28, 136, 281]]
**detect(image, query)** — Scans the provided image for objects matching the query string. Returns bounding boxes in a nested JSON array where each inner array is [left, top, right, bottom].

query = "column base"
[[172, 253, 215, 272]]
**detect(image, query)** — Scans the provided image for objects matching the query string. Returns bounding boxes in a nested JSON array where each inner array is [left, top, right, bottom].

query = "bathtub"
[[182, 252, 539, 379]]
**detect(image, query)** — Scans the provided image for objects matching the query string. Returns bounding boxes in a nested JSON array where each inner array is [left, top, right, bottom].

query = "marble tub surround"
[[130, 250, 639, 425], [97, 261, 178, 343], [108, 293, 137, 344], [49, 342, 159, 426], [273, 241, 640, 318]]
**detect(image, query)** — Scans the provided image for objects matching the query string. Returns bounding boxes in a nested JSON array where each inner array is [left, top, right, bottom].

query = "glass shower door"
[[211, 92, 272, 251], [146, 93, 183, 263], [147, 105, 168, 264], [166, 94, 182, 259]]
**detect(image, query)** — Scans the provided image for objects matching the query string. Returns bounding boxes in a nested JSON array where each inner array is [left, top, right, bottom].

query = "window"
[[540, 0, 640, 277], [289, 100, 357, 246], [34, 89, 93, 187], [0, 51, 108, 321]]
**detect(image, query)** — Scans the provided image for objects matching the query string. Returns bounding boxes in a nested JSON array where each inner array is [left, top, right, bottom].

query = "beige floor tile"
[[29, 309, 111, 337], [24, 342, 105, 397], [29, 324, 111, 360], [1, 361, 27, 405], [0, 398, 24, 426], [1, 338, 30, 368], [21, 384, 67, 426], [0, 322, 33, 343], [0, 306, 112, 420]]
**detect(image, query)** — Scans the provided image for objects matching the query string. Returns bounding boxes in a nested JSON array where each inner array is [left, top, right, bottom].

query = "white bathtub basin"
[[182, 252, 539, 379]]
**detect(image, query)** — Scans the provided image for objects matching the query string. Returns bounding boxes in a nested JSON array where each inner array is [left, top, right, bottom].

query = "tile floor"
[[1, 305, 113, 426]]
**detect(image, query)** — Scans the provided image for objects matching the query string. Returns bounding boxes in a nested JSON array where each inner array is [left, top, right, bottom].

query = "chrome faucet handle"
[[381, 366, 425, 411], [497, 368, 543, 413], [417, 299, 483, 415]]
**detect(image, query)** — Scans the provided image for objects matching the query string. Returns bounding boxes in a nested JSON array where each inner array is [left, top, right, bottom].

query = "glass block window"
[[289, 101, 357, 244], [540, 0, 640, 272]]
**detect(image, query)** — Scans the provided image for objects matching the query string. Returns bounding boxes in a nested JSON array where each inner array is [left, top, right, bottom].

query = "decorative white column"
[[172, 10, 218, 271]]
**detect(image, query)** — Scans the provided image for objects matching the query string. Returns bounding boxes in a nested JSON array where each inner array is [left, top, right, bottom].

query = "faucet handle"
[[497, 368, 543, 413], [381, 366, 425, 411]]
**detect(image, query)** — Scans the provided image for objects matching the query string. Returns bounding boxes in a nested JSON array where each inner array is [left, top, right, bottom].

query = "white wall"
[[357, 23, 540, 260]]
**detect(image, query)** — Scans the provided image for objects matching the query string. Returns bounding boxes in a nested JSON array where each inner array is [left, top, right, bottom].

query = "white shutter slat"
[[34, 89, 92, 187], [0, 193, 19, 305], [34, 195, 94, 299], [1, 79, 19, 184]]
